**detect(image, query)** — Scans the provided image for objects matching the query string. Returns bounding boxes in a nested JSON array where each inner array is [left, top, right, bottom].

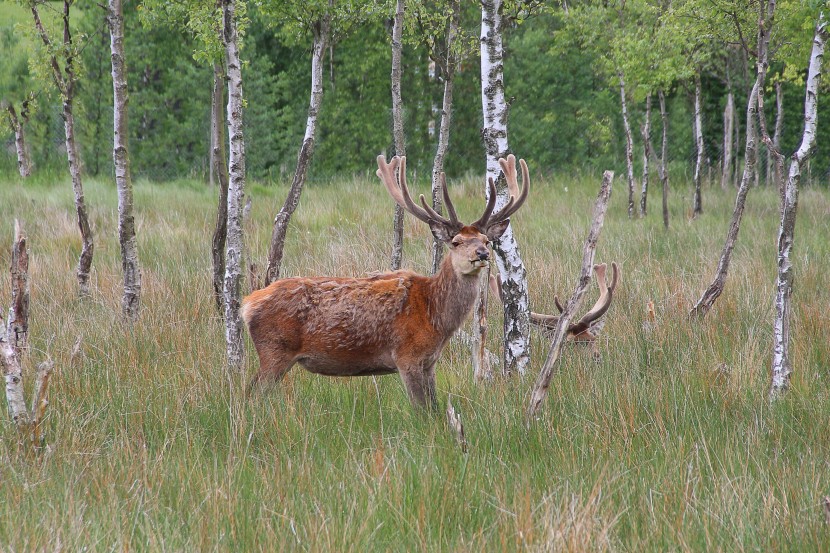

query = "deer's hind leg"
[[246, 347, 297, 397]]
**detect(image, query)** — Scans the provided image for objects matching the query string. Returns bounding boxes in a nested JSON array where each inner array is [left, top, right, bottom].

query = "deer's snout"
[[476, 247, 490, 261]]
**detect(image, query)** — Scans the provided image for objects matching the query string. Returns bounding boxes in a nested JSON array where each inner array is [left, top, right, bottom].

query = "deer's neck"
[[428, 256, 481, 336]]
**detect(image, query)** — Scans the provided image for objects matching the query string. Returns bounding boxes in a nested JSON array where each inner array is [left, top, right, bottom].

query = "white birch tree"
[[222, 0, 247, 369], [480, 0, 530, 376], [769, 13, 828, 398], [108, 0, 141, 321], [389, 0, 407, 271], [264, 0, 334, 285], [28, 0, 94, 297]]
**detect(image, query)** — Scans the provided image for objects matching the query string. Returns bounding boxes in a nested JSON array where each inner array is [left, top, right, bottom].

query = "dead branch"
[[527, 171, 614, 420]]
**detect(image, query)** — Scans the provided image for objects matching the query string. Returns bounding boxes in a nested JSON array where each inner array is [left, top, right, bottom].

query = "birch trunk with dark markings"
[[658, 90, 669, 229], [222, 0, 247, 369], [721, 90, 735, 189], [430, 0, 459, 275], [265, 13, 331, 285], [108, 0, 141, 320], [30, 1, 94, 297], [770, 14, 827, 399], [481, 0, 530, 376], [693, 71, 704, 217], [4, 104, 32, 178], [389, 0, 407, 271], [618, 72, 635, 218], [527, 171, 613, 419], [211, 61, 229, 312], [9, 220, 29, 358], [640, 93, 651, 217], [690, 79, 761, 317]]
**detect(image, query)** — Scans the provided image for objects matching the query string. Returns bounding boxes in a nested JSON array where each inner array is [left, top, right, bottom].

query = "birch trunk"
[[690, 79, 761, 317], [265, 15, 330, 285], [658, 90, 669, 229], [389, 0, 406, 271], [640, 93, 651, 217], [481, 0, 530, 376], [472, 267, 493, 382], [430, 0, 459, 275], [31, 1, 94, 297], [721, 90, 735, 189], [1, 333, 29, 430], [9, 220, 29, 358], [618, 72, 635, 218], [222, 0, 247, 369], [64, 86, 94, 297], [770, 16, 828, 398], [5, 105, 32, 178], [212, 61, 230, 311], [109, 0, 141, 321], [527, 171, 613, 419], [693, 71, 704, 217], [769, 81, 784, 192]]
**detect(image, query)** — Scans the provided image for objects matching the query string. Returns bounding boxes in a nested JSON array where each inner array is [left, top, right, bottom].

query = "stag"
[[242, 154, 529, 408], [490, 262, 620, 342]]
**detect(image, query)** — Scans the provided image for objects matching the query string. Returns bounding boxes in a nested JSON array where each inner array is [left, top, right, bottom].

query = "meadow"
[[1, 169, 829, 551]]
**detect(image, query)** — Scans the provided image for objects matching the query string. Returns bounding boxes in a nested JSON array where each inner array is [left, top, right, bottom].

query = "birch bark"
[[5, 104, 32, 178], [9, 220, 29, 358], [770, 15, 828, 398], [721, 90, 735, 189], [693, 71, 704, 217], [769, 81, 784, 192], [481, 0, 530, 376], [658, 90, 669, 229], [212, 61, 230, 311], [222, 0, 247, 369], [265, 14, 331, 285], [618, 72, 635, 219], [109, 0, 141, 321], [640, 93, 651, 217], [389, 0, 407, 271]]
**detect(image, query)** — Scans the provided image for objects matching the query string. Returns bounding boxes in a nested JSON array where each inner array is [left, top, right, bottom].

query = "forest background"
[[2, 0, 826, 185]]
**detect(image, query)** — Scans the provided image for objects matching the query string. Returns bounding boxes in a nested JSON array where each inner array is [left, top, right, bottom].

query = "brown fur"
[[243, 227, 488, 408]]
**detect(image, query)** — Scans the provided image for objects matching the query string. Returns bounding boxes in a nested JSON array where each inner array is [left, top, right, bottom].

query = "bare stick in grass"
[[527, 171, 613, 420], [472, 265, 493, 382], [446, 395, 467, 453]]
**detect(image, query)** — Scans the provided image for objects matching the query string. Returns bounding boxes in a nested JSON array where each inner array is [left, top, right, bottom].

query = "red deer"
[[490, 262, 620, 343], [242, 154, 529, 408]]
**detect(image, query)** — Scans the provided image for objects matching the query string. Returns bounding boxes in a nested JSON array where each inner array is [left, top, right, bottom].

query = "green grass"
[[1, 170, 829, 551]]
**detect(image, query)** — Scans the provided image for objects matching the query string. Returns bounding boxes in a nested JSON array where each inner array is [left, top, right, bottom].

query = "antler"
[[490, 262, 620, 341], [474, 154, 530, 232], [376, 155, 462, 233]]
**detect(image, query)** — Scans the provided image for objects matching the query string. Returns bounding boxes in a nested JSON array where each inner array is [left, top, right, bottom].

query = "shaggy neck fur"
[[427, 254, 482, 335]]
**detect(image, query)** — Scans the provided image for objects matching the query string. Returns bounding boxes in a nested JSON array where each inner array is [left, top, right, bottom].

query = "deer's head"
[[376, 154, 529, 276]]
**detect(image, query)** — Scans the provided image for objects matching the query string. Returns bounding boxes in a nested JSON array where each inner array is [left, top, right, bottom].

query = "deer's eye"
[[451, 239, 462, 247]]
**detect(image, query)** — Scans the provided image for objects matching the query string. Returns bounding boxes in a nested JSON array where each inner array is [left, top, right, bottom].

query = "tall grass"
[[1, 171, 829, 551]]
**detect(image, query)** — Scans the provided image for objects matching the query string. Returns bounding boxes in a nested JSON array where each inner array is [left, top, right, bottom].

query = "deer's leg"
[[246, 350, 296, 396]]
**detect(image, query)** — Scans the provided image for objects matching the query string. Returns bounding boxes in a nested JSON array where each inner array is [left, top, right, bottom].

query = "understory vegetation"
[[1, 172, 829, 550]]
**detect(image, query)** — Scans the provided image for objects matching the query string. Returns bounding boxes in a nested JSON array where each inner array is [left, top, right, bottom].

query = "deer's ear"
[[429, 221, 455, 243], [485, 219, 510, 241]]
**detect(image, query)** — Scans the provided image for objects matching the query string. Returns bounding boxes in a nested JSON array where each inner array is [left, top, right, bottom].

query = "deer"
[[241, 154, 530, 408], [489, 261, 620, 343]]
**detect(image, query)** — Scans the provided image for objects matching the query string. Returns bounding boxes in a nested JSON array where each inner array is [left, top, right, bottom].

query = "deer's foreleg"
[[398, 360, 438, 410]]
